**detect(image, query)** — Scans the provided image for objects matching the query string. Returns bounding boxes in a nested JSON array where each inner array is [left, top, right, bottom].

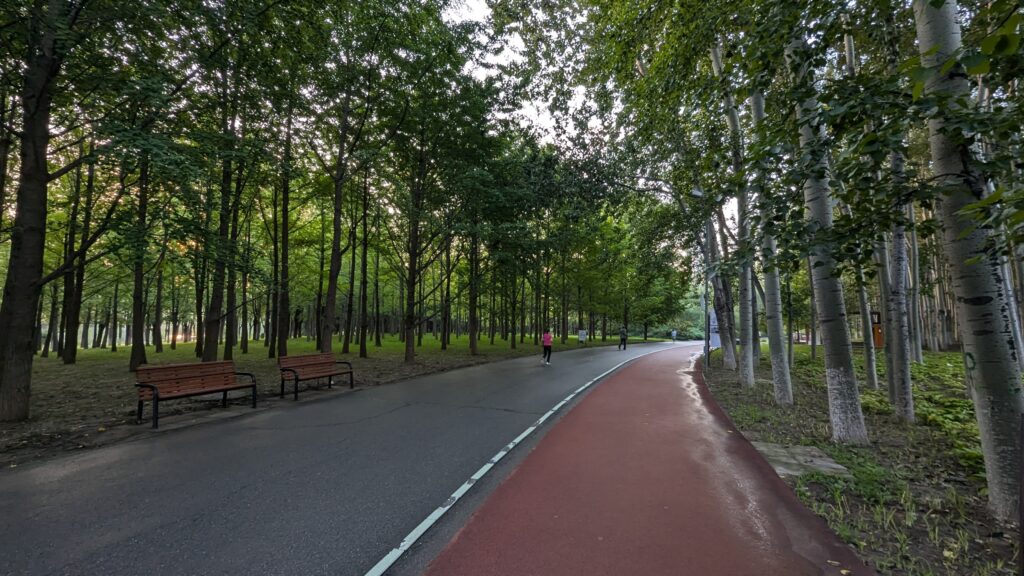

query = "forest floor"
[[0, 334, 638, 468], [705, 343, 1018, 576]]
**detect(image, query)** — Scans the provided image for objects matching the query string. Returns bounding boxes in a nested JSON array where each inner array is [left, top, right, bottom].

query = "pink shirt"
[[542, 333, 553, 346]]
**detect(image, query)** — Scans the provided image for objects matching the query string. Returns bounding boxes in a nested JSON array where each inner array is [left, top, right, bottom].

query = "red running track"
[[425, 345, 875, 576]]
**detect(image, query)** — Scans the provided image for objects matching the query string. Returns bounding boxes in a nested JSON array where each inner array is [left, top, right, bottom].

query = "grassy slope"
[[705, 344, 1016, 576]]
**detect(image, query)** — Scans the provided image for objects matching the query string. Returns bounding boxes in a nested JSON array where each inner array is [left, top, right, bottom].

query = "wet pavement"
[[425, 345, 875, 576]]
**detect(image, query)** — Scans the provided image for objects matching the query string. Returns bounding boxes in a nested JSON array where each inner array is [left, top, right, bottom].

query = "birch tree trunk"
[[887, 147, 916, 420], [913, 0, 1024, 520], [841, 22, 880, 392], [787, 39, 868, 444], [706, 219, 738, 370], [908, 204, 925, 363], [890, 215, 914, 422], [750, 91, 792, 404], [710, 44, 753, 388]]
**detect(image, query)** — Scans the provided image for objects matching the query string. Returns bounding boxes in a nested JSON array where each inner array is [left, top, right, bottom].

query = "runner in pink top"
[[542, 330, 553, 365]]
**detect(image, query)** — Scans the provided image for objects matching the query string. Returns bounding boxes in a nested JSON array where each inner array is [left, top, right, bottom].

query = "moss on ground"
[[705, 344, 1017, 576]]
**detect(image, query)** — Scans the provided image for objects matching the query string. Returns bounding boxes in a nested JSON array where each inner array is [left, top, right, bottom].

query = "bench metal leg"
[[251, 386, 257, 408], [222, 391, 228, 408], [136, 401, 144, 424], [349, 372, 354, 389], [327, 376, 333, 390], [280, 378, 285, 399], [152, 399, 159, 429], [294, 379, 299, 401]]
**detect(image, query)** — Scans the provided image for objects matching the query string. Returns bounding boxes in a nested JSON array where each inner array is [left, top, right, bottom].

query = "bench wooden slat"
[[279, 353, 336, 370], [136, 375, 239, 400], [134, 361, 257, 428], [137, 361, 234, 383], [290, 365, 350, 377], [278, 353, 354, 399]]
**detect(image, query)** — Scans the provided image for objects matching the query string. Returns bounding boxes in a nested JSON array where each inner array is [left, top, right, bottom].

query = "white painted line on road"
[[363, 344, 679, 576]]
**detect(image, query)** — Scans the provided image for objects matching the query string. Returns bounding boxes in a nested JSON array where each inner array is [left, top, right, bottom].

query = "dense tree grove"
[[0, 0, 690, 422], [2, 0, 1023, 528], [494, 0, 1023, 520]]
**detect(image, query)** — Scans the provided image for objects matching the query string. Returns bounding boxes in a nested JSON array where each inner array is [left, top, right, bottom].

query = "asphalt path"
[[0, 341, 685, 576]]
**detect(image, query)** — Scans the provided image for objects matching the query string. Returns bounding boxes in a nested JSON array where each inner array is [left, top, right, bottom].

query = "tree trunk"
[[0, 89, 9, 236], [315, 210, 326, 351], [343, 213, 357, 354], [240, 218, 250, 354], [373, 209, 382, 348], [808, 256, 817, 360], [856, 269, 879, 390], [913, 0, 1023, 520], [706, 219, 738, 370], [787, 39, 867, 444], [890, 216, 914, 422], [908, 204, 925, 363], [193, 249, 206, 358], [129, 159, 150, 371], [876, 238, 896, 401], [42, 283, 59, 358], [276, 107, 293, 360], [268, 182, 278, 357], [224, 161, 244, 360], [469, 233, 480, 355], [441, 239, 451, 350], [98, 301, 110, 349], [0, 0, 68, 419], [404, 137, 426, 363], [750, 91, 792, 403], [358, 170, 370, 359], [321, 93, 353, 353], [202, 101, 235, 362], [61, 151, 85, 364], [710, 44, 753, 387], [890, 152, 915, 421], [111, 279, 119, 352], [152, 264, 164, 353]]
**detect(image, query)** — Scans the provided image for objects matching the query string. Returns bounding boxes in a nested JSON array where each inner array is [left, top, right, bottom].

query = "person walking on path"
[[671, 328, 677, 342], [618, 326, 627, 350], [542, 329, 553, 365]]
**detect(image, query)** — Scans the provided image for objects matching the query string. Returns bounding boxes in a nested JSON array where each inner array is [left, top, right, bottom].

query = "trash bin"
[[871, 311, 884, 348]]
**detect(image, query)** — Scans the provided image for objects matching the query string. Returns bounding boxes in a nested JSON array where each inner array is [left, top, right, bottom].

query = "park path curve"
[[0, 342, 672, 576], [425, 345, 875, 576]]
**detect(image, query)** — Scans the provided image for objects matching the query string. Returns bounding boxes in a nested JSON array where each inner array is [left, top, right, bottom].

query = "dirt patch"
[[703, 346, 1018, 576]]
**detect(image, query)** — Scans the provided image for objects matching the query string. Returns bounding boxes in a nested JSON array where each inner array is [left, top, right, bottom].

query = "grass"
[[704, 343, 1018, 576], [0, 332, 641, 467]]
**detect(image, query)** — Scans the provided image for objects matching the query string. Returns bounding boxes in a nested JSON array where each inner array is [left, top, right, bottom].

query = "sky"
[[445, 0, 560, 141]]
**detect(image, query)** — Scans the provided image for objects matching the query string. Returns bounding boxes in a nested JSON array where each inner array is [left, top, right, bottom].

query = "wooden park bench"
[[278, 353, 354, 400], [135, 361, 258, 429]]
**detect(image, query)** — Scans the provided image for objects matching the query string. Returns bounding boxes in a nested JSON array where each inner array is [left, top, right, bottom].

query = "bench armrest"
[[135, 383, 160, 399], [279, 367, 299, 381], [334, 361, 353, 370], [234, 372, 258, 386]]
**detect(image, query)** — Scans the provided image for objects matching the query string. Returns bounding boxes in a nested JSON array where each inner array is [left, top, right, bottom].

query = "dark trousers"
[[543, 345, 552, 362], [618, 337, 627, 350]]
